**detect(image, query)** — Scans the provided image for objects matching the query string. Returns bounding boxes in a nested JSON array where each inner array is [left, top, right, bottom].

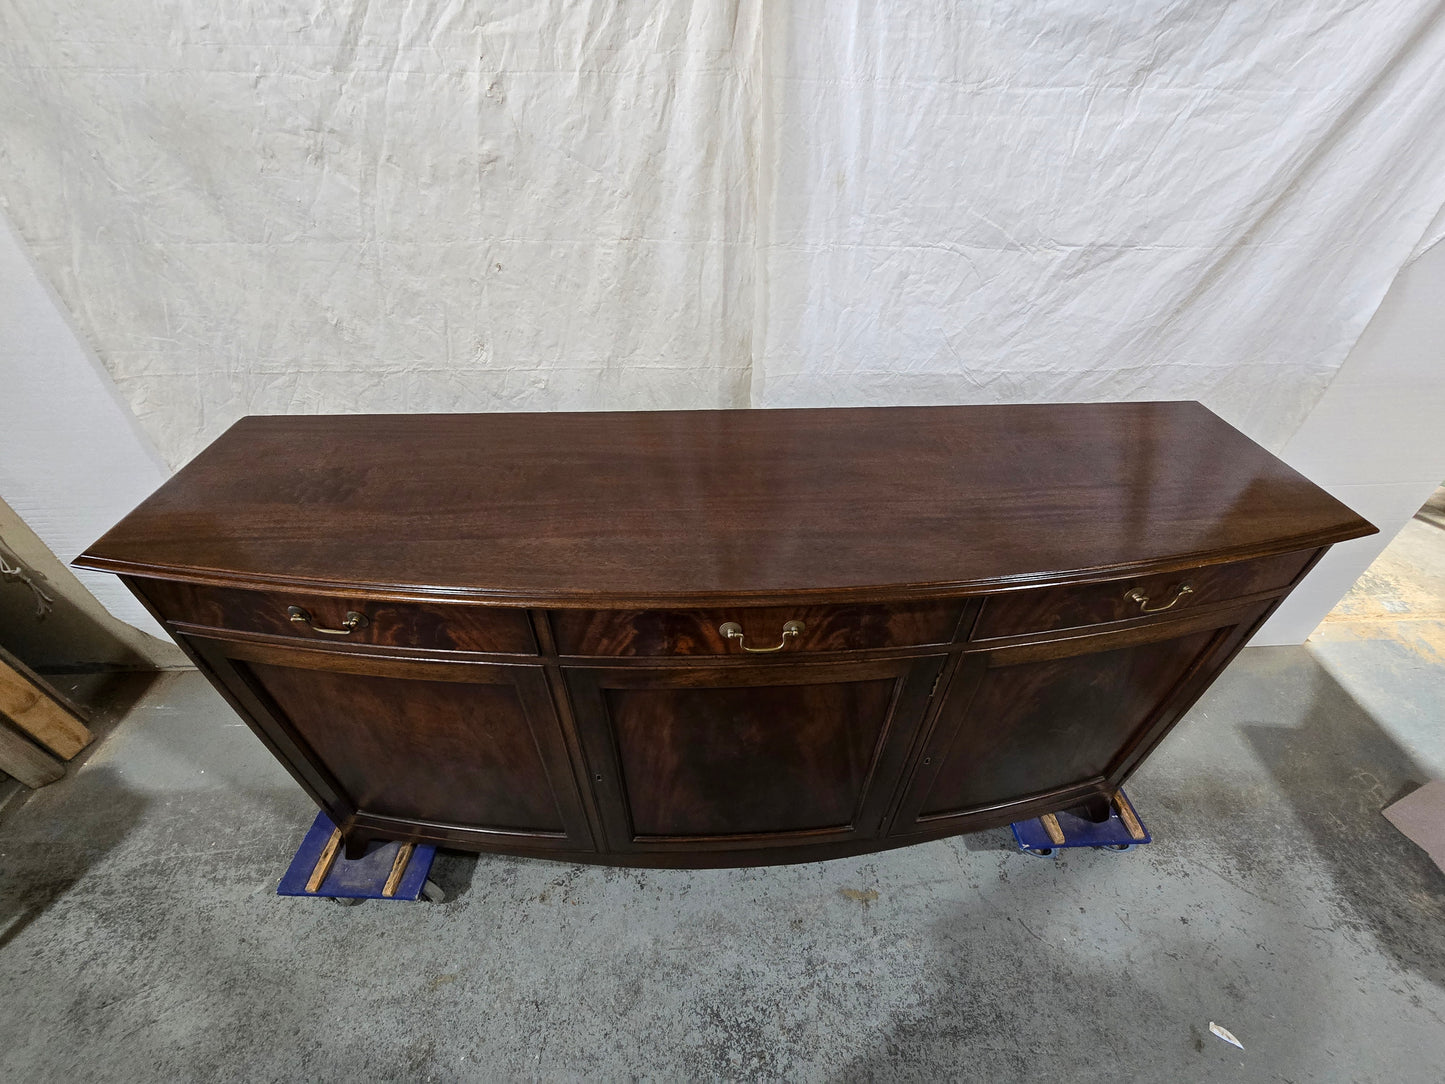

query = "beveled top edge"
[[75, 401, 1377, 606], [76, 524, 1371, 609]]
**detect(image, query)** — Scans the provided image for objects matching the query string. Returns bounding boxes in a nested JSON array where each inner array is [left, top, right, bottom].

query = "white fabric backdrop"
[[2, 1, 1444, 467]]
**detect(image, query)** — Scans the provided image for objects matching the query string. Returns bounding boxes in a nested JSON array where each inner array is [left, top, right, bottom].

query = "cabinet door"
[[568, 656, 945, 854], [892, 602, 1271, 833], [185, 634, 593, 851]]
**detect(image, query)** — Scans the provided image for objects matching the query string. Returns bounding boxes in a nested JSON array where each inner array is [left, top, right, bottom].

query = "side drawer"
[[551, 600, 965, 657], [136, 580, 537, 655], [971, 550, 1316, 641]]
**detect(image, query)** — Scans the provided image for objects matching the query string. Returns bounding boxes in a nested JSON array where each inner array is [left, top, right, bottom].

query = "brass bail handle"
[[718, 620, 805, 653], [288, 605, 370, 636], [1125, 583, 1194, 614]]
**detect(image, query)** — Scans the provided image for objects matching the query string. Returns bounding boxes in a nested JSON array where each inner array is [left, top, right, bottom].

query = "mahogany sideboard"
[[77, 403, 1374, 867]]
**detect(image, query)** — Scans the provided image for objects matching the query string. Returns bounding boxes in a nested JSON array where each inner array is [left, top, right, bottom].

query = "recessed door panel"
[[243, 662, 565, 832], [570, 657, 944, 850], [606, 678, 896, 836], [919, 630, 1216, 816], [893, 601, 1272, 832], [182, 634, 594, 850]]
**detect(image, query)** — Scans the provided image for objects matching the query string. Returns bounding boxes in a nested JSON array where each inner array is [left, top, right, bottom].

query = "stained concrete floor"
[[3, 511, 1444, 1082]]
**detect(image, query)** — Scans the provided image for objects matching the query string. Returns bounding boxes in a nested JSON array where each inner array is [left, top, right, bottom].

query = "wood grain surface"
[[551, 600, 964, 656], [76, 403, 1375, 605]]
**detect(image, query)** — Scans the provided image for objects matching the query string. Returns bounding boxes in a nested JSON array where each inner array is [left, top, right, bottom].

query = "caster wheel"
[[1024, 847, 1056, 858], [329, 896, 365, 907], [420, 879, 445, 903], [1103, 844, 1133, 852]]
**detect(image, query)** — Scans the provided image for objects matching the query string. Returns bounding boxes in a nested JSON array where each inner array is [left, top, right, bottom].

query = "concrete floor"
[[2, 509, 1443, 1081]]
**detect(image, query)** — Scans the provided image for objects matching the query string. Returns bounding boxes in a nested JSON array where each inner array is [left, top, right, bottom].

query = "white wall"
[[5, 2, 1445, 468], [0, 207, 176, 652], [753, 2, 1445, 459], [1254, 208, 1445, 645], [0, 0, 765, 470]]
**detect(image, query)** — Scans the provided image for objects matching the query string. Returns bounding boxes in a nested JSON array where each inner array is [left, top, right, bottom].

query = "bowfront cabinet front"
[[126, 561, 1313, 865]]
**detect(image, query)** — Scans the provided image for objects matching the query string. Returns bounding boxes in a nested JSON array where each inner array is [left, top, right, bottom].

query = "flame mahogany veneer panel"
[[142, 579, 537, 654], [971, 550, 1314, 640], [551, 601, 964, 656], [607, 678, 896, 836], [243, 661, 566, 832]]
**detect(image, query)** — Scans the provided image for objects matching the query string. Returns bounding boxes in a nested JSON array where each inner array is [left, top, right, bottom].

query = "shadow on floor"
[[0, 671, 162, 948], [0, 764, 148, 949], [1239, 658, 1445, 989], [835, 650, 1445, 1080], [428, 849, 482, 902]]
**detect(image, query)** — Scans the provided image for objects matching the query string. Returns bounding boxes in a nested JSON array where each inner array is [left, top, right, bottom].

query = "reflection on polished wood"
[[77, 403, 1375, 868]]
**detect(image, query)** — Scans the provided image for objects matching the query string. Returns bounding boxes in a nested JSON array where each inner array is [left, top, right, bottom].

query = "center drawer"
[[136, 580, 537, 655], [550, 600, 965, 657]]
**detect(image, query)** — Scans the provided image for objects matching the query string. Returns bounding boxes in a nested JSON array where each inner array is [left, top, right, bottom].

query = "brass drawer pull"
[[718, 620, 805, 653], [287, 605, 369, 636], [1125, 583, 1194, 614]]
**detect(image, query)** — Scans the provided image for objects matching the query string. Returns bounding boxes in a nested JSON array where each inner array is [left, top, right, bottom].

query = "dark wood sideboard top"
[[76, 402, 1375, 606]]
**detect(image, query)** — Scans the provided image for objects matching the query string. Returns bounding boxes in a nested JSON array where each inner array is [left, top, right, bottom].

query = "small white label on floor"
[[1209, 1022, 1244, 1051]]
